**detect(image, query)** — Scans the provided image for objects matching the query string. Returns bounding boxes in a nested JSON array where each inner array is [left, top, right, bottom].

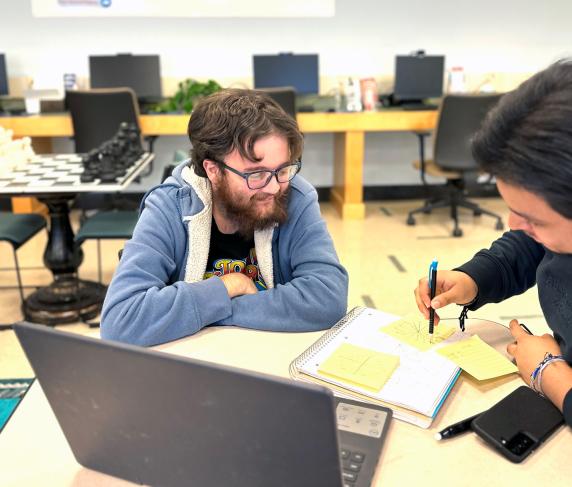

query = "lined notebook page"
[[298, 308, 459, 417]]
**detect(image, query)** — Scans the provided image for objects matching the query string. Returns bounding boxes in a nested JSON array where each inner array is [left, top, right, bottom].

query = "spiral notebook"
[[289, 307, 461, 428]]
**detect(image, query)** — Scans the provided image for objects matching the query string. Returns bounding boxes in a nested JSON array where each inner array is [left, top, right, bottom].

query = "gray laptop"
[[14, 322, 392, 487]]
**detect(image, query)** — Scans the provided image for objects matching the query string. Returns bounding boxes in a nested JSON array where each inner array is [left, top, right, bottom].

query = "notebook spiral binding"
[[289, 306, 366, 379]]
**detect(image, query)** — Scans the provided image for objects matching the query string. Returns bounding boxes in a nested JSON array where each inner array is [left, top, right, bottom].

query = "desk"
[[0, 111, 437, 219], [0, 325, 570, 486]]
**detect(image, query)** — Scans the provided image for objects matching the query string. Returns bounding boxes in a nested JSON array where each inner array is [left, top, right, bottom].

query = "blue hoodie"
[[100, 161, 349, 346]]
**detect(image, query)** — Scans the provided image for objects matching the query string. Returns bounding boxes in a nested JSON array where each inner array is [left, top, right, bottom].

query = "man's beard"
[[213, 175, 289, 238]]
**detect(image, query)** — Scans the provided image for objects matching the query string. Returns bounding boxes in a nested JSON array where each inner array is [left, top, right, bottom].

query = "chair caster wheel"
[[473, 209, 482, 216], [406, 216, 416, 226], [495, 220, 504, 230], [422, 208, 432, 214], [453, 228, 463, 237]]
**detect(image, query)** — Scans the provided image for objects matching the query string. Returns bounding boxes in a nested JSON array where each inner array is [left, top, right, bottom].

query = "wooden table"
[[0, 323, 570, 486], [0, 110, 437, 219]]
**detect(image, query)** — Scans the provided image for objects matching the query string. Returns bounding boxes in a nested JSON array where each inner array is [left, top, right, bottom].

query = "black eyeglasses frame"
[[212, 159, 302, 190]]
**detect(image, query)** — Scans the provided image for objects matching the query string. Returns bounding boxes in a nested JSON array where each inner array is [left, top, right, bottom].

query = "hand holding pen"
[[428, 259, 438, 341], [414, 270, 479, 327]]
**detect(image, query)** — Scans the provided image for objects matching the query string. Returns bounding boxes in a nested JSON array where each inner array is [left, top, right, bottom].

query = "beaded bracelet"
[[530, 352, 566, 396]]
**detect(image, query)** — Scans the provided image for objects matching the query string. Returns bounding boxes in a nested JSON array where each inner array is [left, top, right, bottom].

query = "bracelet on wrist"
[[530, 352, 566, 396]]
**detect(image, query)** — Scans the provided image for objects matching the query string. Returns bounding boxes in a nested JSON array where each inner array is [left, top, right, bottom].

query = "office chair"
[[65, 89, 149, 278], [66, 88, 149, 213], [65, 88, 156, 154], [66, 88, 156, 190], [0, 212, 46, 329], [406, 94, 505, 237], [75, 210, 139, 284], [161, 149, 188, 184], [256, 87, 297, 119]]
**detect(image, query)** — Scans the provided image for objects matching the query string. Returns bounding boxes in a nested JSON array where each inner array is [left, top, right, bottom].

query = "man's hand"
[[413, 270, 478, 325], [220, 273, 258, 298], [507, 319, 572, 411]]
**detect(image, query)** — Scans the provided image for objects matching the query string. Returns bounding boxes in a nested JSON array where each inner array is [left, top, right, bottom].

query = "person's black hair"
[[472, 59, 572, 218]]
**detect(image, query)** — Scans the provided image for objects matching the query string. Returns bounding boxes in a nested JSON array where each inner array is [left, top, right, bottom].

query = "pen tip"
[[434, 433, 442, 441]]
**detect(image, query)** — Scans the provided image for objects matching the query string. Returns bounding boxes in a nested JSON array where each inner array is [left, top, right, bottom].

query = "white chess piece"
[[0, 126, 36, 171]]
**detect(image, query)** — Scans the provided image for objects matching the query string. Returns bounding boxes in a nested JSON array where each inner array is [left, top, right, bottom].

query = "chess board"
[[0, 152, 154, 194]]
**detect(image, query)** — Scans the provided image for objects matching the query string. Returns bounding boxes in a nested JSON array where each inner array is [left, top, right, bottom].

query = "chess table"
[[0, 152, 154, 325], [0, 152, 151, 193]]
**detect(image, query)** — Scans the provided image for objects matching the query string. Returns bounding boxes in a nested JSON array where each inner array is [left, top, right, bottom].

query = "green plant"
[[151, 79, 222, 113]]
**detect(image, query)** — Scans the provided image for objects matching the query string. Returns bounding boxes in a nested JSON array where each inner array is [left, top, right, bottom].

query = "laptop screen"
[[15, 323, 349, 487]]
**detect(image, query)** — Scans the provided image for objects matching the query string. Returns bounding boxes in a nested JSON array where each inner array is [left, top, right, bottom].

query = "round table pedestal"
[[23, 275, 107, 325]]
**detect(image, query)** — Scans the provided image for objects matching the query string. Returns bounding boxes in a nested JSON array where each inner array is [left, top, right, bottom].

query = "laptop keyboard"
[[340, 448, 365, 487]]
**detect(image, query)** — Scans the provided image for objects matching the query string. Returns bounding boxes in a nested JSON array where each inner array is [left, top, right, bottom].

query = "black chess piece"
[[98, 144, 118, 183], [80, 154, 96, 183], [125, 123, 144, 160], [80, 149, 101, 182]]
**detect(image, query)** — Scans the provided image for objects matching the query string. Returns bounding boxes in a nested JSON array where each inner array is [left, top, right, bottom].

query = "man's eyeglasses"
[[213, 159, 302, 190]]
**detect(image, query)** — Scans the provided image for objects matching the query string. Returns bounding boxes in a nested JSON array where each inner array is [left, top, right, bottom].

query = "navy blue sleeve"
[[455, 230, 545, 310], [563, 388, 572, 427]]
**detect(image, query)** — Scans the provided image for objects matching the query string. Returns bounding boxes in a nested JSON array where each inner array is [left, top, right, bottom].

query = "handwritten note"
[[318, 343, 400, 392], [437, 335, 518, 380], [380, 316, 455, 351]]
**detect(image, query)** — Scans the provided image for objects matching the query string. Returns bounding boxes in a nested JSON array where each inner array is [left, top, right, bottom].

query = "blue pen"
[[428, 258, 438, 341]]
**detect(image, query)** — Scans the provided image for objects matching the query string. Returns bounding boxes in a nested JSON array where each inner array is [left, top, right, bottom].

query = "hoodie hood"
[[162, 160, 275, 288]]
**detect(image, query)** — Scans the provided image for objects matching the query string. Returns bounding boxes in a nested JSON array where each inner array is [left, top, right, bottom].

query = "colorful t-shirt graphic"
[[203, 220, 267, 291]]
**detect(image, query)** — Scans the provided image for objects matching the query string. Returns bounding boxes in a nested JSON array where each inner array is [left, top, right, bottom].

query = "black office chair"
[[65, 88, 156, 153], [406, 94, 505, 237], [161, 149, 188, 185], [256, 87, 297, 119], [66, 88, 156, 190], [0, 212, 46, 329], [65, 89, 148, 275]]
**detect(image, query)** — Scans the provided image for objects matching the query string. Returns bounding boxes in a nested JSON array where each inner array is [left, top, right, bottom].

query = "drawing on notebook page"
[[290, 307, 461, 428], [318, 343, 400, 392], [380, 315, 456, 352]]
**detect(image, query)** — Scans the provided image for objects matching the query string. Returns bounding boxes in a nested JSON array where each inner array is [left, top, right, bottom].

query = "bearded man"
[[101, 89, 348, 346]]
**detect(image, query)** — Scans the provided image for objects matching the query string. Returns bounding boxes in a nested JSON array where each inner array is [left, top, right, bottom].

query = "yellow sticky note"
[[318, 343, 400, 392], [380, 316, 455, 351], [437, 335, 518, 381]]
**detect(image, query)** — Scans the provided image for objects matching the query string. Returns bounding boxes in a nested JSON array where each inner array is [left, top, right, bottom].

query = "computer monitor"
[[89, 54, 162, 102], [393, 54, 445, 103], [0, 54, 8, 96], [253, 53, 319, 95]]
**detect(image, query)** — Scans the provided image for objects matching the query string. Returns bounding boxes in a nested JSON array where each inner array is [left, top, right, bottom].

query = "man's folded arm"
[[100, 190, 232, 346], [216, 198, 349, 331]]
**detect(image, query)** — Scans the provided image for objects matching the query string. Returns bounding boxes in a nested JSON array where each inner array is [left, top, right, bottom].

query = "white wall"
[[2, 0, 572, 190]]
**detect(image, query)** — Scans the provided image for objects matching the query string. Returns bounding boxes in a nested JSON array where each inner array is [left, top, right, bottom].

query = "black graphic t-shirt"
[[203, 219, 267, 291]]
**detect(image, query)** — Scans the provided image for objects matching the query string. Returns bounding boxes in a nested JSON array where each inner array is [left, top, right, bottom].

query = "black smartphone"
[[472, 386, 564, 463]]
